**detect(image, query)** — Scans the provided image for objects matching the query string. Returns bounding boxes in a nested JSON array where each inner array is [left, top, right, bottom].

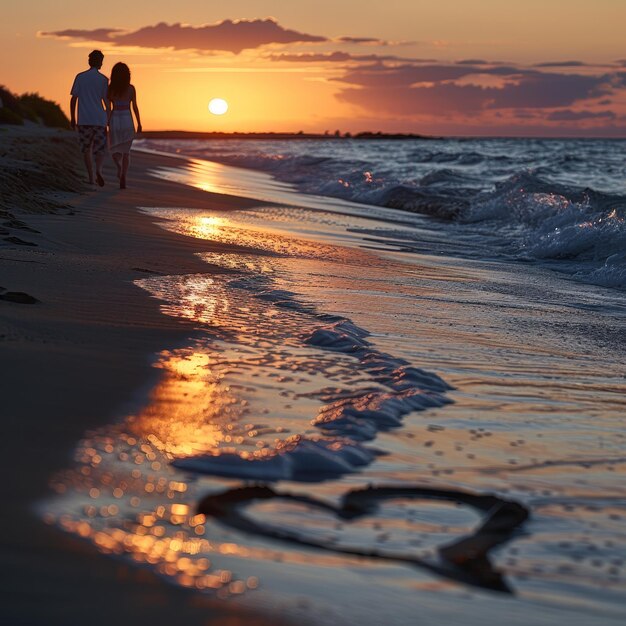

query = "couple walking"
[[70, 50, 142, 189]]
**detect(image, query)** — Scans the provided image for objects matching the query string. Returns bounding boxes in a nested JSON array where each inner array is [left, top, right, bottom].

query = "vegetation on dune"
[[0, 86, 70, 128]]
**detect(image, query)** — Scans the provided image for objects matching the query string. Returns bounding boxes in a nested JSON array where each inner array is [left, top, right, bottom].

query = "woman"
[[107, 62, 142, 189]]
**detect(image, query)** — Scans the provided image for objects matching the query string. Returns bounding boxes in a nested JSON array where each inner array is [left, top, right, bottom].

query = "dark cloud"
[[338, 36, 386, 45], [44, 28, 122, 40], [334, 63, 619, 116], [547, 109, 617, 121], [456, 59, 489, 65], [268, 52, 407, 63], [615, 71, 626, 86], [510, 110, 539, 119], [484, 73, 608, 108], [42, 19, 327, 54], [534, 60, 587, 68], [335, 63, 481, 86], [482, 65, 537, 76]]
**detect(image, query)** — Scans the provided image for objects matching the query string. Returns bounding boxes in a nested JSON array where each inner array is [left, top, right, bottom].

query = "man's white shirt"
[[70, 68, 108, 126]]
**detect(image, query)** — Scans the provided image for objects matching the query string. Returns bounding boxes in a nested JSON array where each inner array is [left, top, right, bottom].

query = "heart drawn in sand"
[[198, 484, 529, 593]]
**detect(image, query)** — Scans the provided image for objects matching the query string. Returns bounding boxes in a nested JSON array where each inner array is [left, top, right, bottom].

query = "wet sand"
[[0, 131, 280, 625]]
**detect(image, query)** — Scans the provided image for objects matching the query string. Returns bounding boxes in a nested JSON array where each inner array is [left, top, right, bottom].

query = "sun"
[[208, 98, 228, 115]]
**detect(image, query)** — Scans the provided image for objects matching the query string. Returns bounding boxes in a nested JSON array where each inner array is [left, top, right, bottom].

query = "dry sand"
[[0, 128, 283, 625]]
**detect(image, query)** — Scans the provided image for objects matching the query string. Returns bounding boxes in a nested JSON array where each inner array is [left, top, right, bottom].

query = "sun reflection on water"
[[41, 345, 257, 595], [189, 215, 229, 241], [129, 351, 235, 458]]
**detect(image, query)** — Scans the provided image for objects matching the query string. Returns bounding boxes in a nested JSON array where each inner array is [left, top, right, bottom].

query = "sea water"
[[140, 137, 626, 288], [41, 139, 626, 625]]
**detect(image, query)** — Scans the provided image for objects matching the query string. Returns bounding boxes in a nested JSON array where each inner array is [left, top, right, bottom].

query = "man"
[[70, 50, 110, 186]]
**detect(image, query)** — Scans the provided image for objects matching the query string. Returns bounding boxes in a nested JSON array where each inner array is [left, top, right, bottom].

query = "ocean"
[[42, 138, 626, 624], [140, 137, 626, 288]]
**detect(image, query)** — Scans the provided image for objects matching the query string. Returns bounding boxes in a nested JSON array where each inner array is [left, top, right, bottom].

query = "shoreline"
[[0, 132, 286, 625]]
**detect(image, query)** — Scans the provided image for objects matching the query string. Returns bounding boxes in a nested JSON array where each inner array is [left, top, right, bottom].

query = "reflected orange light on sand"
[[128, 350, 241, 458], [190, 216, 228, 240], [155, 158, 267, 202], [187, 172, 226, 196], [42, 345, 265, 597], [167, 350, 210, 377]]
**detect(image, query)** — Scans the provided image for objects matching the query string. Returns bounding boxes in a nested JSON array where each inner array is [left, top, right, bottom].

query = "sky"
[[3, 0, 626, 136]]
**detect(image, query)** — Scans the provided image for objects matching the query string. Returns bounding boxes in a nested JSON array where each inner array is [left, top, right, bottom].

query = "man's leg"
[[95, 153, 105, 187], [82, 152, 94, 185], [77, 126, 95, 184], [94, 127, 107, 187]]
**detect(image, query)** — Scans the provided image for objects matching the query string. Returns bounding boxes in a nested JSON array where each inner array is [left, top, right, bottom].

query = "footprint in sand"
[[4, 236, 37, 246]]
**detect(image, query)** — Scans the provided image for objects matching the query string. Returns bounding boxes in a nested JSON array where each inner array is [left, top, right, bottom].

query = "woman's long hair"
[[108, 62, 131, 99]]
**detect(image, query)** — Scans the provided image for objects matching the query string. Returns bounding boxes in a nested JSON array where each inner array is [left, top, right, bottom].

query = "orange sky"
[[3, 1, 626, 136]]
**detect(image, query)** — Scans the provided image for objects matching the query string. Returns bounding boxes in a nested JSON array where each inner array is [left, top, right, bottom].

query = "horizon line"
[[139, 129, 626, 140]]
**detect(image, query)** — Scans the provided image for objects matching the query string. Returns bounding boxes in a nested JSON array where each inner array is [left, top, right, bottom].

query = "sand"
[[0, 128, 281, 625]]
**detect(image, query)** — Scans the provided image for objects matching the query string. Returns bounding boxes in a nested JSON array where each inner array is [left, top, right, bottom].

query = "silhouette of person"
[[107, 62, 142, 189], [70, 50, 110, 186]]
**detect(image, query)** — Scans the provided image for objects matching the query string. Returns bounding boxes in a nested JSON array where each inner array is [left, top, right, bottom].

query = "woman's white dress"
[[109, 98, 135, 154]]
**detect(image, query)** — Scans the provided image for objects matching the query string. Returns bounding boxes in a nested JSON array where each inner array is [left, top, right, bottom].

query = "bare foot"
[[96, 173, 105, 187]]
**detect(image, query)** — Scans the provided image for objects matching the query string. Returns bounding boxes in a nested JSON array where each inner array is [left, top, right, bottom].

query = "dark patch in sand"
[[0, 291, 39, 304], [4, 236, 37, 246], [3, 219, 40, 233]]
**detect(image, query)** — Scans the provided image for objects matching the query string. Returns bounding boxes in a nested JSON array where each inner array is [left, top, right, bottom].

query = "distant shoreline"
[[136, 130, 626, 141], [140, 130, 437, 140]]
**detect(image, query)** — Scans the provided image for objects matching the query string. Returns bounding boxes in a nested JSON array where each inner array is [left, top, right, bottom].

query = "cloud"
[[268, 52, 408, 63], [337, 36, 387, 45], [534, 60, 587, 68], [333, 63, 619, 117], [456, 59, 489, 66], [41, 18, 327, 54], [44, 28, 123, 40], [336, 63, 483, 86], [547, 109, 617, 121], [614, 71, 626, 86]]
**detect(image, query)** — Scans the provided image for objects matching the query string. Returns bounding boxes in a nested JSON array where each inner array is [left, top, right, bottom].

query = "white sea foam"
[[134, 255, 453, 483], [173, 436, 377, 482]]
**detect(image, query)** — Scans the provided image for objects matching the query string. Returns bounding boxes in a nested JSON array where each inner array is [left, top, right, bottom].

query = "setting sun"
[[208, 98, 228, 115]]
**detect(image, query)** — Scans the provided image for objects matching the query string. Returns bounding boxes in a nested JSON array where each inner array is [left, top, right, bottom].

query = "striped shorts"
[[77, 125, 107, 156]]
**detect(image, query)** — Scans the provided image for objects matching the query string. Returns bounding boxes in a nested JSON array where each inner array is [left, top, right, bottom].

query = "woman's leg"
[[112, 152, 122, 179], [120, 153, 130, 189]]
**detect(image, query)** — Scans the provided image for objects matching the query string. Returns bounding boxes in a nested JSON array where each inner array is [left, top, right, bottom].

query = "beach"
[[0, 128, 278, 625], [1, 128, 625, 625]]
